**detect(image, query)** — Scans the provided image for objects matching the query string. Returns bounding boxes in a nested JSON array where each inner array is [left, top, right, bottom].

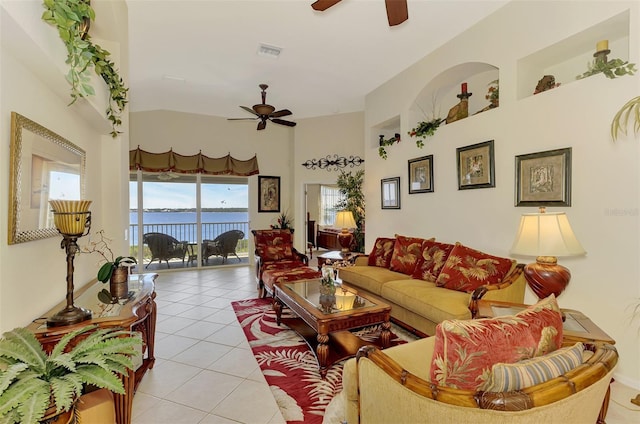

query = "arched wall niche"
[[408, 62, 499, 128]]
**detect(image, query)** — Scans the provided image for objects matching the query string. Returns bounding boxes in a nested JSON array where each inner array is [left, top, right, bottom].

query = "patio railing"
[[129, 221, 250, 255]]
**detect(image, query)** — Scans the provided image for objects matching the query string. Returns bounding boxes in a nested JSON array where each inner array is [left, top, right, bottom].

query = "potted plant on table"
[[0, 325, 141, 424], [82, 230, 136, 302]]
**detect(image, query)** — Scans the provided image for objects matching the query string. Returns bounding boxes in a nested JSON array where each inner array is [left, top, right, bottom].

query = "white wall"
[[0, 0, 130, 331], [364, 1, 640, 387]]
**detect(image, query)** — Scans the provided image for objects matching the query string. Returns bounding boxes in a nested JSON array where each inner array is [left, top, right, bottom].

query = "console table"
[[28, 273, 158, 424]]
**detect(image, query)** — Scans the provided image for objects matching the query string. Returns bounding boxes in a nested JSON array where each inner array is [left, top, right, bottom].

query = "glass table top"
[[282, 279, 374, 314]]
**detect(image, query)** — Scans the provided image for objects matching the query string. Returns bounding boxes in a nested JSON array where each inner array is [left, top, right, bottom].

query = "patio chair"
[[143, 232, 189, 269], [202, 230, 245, 264]]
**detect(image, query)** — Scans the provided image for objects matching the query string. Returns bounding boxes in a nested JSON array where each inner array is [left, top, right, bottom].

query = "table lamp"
[[334, 210, 356, 253], [47, 200, 93, 327], [510, 208, 586, 299]]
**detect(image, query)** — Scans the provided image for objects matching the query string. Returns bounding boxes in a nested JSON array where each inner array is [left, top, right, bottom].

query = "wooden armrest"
[[356, 343, 618, 411], [293, 248, 309, 264], [469, 264, 525, 318]]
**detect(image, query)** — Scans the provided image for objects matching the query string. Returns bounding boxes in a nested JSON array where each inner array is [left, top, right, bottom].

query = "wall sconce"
[[510, 208, 586, 300], [47, 200, 93, 327]]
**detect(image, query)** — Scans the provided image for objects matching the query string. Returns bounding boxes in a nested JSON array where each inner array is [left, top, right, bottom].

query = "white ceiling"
[[126, 0, 508, 122]]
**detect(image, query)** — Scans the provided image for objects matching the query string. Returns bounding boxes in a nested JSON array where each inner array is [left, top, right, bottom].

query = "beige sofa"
[[338, 247, 526, 336], [325, 337, 617, 424]]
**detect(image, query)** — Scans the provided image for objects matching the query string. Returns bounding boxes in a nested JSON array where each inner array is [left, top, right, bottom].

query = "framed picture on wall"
[[408, 155, 434, 194], [456, 140, 495, 190], [381, 177, 400, 209], [258, 175, 281, 212], [515, 147, 572, 207]]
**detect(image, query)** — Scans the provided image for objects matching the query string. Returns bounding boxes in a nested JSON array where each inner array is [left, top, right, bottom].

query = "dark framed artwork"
[[515, 147, 572, 207], [408, 155, 434, 194], [456, 140, 495, 190], [381, 177, 400, 209], [258, 175, 281, 212]]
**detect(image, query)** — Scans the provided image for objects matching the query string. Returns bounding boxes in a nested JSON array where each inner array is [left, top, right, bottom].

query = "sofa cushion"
[[381, 279, 472, 323], [339, 266, 405, 296], [389, 235, 431, 275], [435, 243, 515, 292], [429, 295, 564, 390], [367, 237, 396, 268], [253, 229, 295, 261], [262, 265, 322, 290], [480, 342, 585, 392], [411, 240, 455, 282]]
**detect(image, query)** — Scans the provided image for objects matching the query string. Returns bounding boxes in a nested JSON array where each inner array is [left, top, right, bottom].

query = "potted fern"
[[0, 325, 141, 423]]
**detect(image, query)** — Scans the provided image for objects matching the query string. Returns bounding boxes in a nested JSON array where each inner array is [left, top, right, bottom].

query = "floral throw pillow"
[[367, 237, 396, 268], [411, 240, 455, 282], [252, 229, 295, 261], [435, 243, 515, 292], [389, 235, 431, 275], [429, 295, 564, 391]]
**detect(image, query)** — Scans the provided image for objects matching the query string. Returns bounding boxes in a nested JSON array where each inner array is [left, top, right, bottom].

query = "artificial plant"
[[0, 325, 141, 424], [408, 118, 444, 148], [378, 133, 400, 159], [42, 0, 128, 137], [611, 95, 640, 141], [335, 169, 365, 252], [576, 57, 636, 80]]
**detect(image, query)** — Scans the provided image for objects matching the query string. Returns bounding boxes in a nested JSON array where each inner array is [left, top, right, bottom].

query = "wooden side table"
[[476, 299, 615, 345], [317, 250, 354, 271], [28, 273, 158, 424]]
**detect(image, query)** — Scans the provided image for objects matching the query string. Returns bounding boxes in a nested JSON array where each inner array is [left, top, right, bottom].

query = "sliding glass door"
[[129, 172, 248, 271]]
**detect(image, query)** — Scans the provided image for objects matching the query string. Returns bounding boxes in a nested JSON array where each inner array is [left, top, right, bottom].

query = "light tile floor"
[[132, 264, 640, 424]]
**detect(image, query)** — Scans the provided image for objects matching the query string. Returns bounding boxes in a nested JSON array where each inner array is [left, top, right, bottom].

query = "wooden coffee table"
[[273, 279, 391, 378]]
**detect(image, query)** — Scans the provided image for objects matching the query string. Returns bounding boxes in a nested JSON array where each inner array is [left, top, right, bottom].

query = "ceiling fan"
[[228, 84, 296, 130], [311, 0, 408, 27]]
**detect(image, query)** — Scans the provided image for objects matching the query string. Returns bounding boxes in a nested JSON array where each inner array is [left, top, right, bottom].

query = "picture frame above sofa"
[[456, 140, 495, 190], [515, 147, 572, 207], [381, 177, 400, 209], [408, 155, 434, 194]]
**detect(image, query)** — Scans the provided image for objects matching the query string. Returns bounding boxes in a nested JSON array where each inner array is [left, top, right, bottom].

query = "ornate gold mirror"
[[8, 112, 86, 244]]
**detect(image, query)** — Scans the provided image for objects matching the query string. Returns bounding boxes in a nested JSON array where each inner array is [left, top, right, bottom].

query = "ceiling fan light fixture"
[[257, 43, 282, 59]]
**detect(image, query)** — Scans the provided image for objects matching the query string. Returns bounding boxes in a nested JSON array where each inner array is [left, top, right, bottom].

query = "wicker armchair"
[[143, 232, 188, 269], [202, 230, 245, 264], [329, 336, 618, 424]]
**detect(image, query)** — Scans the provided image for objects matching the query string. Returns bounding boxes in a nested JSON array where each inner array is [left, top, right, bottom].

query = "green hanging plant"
[[378, 133, 400, 159], [42, 0, 128, 137], [611, 95, 640, 141], [576, 57, 636, 80], [407, 118, 444, 148]]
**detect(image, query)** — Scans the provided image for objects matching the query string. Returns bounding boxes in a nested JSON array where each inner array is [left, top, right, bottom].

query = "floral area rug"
[[231, 298, 416, 424]]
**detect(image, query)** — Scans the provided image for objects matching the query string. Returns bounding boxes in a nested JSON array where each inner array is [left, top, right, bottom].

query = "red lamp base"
[[337, 230, 353, 253], [524, 256, 571, 300]]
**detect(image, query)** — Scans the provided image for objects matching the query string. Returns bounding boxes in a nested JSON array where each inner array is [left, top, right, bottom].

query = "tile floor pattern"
[[132, 264, 640, 424]]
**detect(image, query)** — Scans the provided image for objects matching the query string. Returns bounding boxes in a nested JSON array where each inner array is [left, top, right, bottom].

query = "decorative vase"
[[109, 266, 129, 300]]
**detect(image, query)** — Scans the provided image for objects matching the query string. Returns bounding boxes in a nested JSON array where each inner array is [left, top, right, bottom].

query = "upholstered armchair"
[[252, 229, 321, 297], [327, 334, 618, 424], [143, 232, 189, 269]]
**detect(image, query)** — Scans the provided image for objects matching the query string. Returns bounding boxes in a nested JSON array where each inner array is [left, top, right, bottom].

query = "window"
[[319, 185, 343, 226]]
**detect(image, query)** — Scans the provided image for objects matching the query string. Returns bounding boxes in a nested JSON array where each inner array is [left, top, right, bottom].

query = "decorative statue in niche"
[[446, 83, 472, 124], [534, 75, 560, 95]]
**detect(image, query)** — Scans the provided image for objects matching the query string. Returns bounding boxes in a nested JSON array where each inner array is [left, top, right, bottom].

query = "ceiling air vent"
[[257, 43, 282, 59]]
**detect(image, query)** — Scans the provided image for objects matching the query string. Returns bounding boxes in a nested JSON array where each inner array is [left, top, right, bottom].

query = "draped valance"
[[129, 147, 259, 176]]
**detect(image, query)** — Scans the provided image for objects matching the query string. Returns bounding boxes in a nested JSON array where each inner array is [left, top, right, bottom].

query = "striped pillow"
[[480, 342, 585, 392]]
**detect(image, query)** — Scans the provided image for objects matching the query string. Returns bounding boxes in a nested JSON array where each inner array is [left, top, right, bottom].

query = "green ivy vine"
[[42, 0, 128, 137]]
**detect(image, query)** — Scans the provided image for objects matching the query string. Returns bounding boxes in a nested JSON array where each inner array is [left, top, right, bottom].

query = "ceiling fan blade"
[[257, 120, 267, 130], [311, 0, 342, 11], [272, 118, 297, 127], [385, 0, 408, 26], [270, 109, 292, 118], [240, 105, 259, 116], [227, 118, 258, 121]]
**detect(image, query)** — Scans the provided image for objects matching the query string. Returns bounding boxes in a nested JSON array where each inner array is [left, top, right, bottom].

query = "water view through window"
[[130, 173, 249, 270]]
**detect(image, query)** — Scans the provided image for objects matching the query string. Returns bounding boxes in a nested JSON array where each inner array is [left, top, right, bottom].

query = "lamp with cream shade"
[[510, 209, 586, 300], [334, 210, 356, 253]]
